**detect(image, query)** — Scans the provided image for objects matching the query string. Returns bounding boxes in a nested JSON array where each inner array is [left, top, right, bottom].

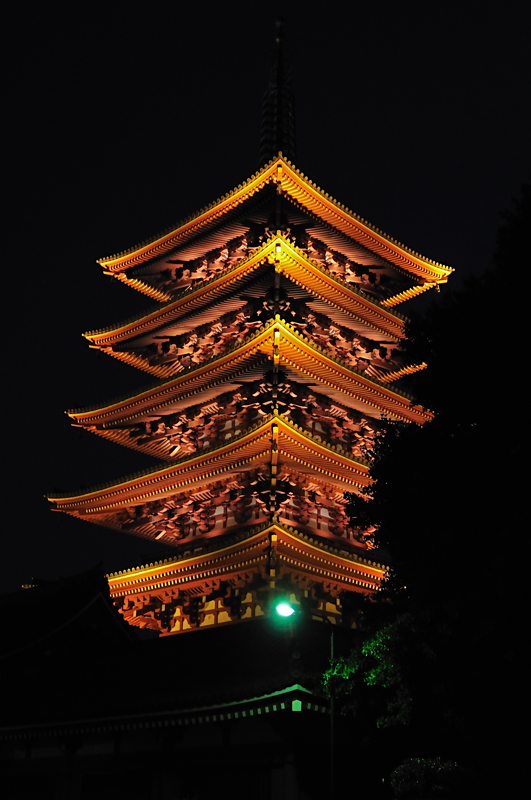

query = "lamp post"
[[326, 616, 335, 800], [274, 600, 335, 800]]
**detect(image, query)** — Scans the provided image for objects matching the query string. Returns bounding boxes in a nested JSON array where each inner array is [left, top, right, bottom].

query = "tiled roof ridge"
[[107, 517, 386, 579], [68, 324, 273, 415], [70, 314, 429, 423], [97, 157, 280, 267], [48, 409, 368, 501], [273, 230, 409, 321], [67, 359, 268, 421], [87, 231, 407, 342], [276, 315, 426, 405], [98, 154, 452, 277], [87, 240, 270, 337], [48, 413, 273, 499], [280, 160, 452, 273], [0, 683, 317, 741], [281, 193, 428, 291]]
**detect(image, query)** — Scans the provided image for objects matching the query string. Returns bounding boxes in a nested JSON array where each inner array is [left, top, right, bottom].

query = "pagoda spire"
[[259, 18, 296, 167]]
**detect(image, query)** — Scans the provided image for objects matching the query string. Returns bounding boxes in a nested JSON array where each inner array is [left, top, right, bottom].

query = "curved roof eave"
[[47, 413, 370, 512], [97, 154, 453, 288], [69, 318, 433, 427], [85, 235, 407, 348]]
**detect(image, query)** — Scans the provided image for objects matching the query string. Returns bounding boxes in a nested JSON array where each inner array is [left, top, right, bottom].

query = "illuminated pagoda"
[[48, 30, 451, 640]]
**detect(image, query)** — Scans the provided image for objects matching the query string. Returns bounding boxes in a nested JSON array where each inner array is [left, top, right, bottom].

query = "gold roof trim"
[[86, 244, 270, 344], [97, 160, 281, 273], [70, 319, 432, 429], [108, 530, 270, 598], [381, 282, 437, 308], [98, 155, 452, 287], [86, 321, 271, 380], [273, 233, 406, 335], [48, 413, 370, 515], [274, 319, 433, 423], [107, 520, 385, 598], [86, 234, 405, 347], [75, 332, 272, 417], [67, 359, 268, 426], [378, 362, 427, 384], [277, 159, 452, 283]]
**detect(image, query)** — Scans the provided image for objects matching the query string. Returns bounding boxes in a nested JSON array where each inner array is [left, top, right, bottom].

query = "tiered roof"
[[50, 152, 450, 635], [97, 156, 451, 299]]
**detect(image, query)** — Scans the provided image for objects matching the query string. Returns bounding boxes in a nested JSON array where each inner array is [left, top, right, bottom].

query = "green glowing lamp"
[[275, 602, 296, 617]]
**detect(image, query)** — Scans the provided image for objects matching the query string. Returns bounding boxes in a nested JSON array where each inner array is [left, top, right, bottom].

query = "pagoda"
[[48, 29, 452, 638]]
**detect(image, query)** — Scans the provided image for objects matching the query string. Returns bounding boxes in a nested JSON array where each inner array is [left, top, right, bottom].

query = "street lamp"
[[273, 599, 335, 800], [275, 601, 296, 617]]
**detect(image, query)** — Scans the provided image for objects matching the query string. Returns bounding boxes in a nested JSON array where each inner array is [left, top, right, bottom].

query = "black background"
[[3, 1, 529, 594]]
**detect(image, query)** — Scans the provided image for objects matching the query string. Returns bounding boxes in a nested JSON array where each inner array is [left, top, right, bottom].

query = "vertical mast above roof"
[[259, 18, 297, 168]]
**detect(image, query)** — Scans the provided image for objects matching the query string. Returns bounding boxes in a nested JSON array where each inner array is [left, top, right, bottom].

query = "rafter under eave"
[[97, 155, 453, 291], [70, 319, 433, 427], [85, 234, 408, 347]]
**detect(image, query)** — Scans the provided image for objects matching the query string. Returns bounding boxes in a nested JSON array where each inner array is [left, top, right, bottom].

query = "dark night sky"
[[3, 2, 529, 595]]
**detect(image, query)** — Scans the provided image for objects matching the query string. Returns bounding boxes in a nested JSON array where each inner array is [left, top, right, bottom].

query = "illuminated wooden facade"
[[49, 153, 451, 636]]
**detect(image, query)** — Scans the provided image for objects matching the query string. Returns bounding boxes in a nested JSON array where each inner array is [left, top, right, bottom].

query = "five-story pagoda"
[[48, 28, 452, 637]]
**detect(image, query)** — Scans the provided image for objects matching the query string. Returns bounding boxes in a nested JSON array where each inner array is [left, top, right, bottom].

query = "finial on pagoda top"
[[259, 17, 296, 168]]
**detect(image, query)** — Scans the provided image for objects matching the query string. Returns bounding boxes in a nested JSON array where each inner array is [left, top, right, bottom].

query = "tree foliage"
[[323, 613, 416, 728], [390, 758, 473, 799], [324, 181, 529, 794]]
